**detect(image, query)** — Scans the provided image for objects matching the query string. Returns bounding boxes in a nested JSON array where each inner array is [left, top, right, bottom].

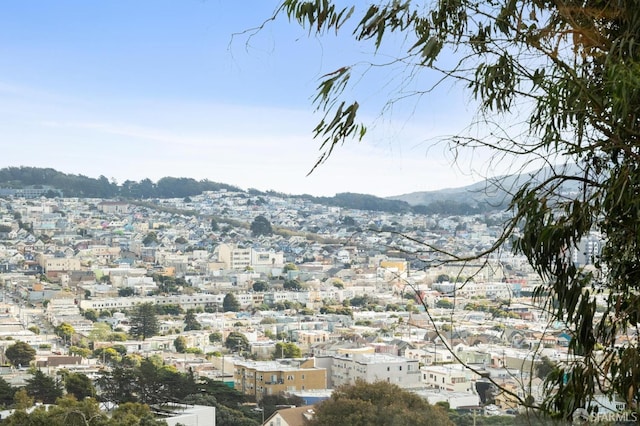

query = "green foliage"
[[273, 342, 302, 359], [209, 331, 223, 343], [129, 303, 159, 340], [118, 287, 135, 297], [283, 279, 302, 291], [174, 336, 188, 353], [154, 303, 183, 315], [25, 369, 63, 404], [435, 274, 450, 283], [69, 346, 92, 358], [111, 402, 166, 426], [436, 299, 454, 309], [271, 0, 640, 416], [223, 293, 240, 312], [250, 215, 273, 237], [0, 376, 15, 407], [308, 380, 453, 426], [4, 341, 36, 367], [320, 305, 353, 317], [62, 371, 96, 400], [88, 322, 112, 341], [54, 322, 75, 342], [0, 166, 240, 198], [305, 192, 411, 214], [349, 295, 376, 308], [142, 232, 158, 246], [252, 281, 269, 292], [225, 331, 250, 353], [260, 393, 306, 420], [82, 308, 98, 322], [97, 366, 138, 405], [183, 309, 202, 331], [98, 359, 198, 408], [282, 263, 298, 272], [536, 356, 556, 381]]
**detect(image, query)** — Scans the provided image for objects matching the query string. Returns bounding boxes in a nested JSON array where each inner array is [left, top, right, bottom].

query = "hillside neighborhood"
[[0, 188, 617, 424]]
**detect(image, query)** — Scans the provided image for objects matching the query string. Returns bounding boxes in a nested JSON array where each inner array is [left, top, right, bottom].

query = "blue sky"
[[0, 0, 502, 197]]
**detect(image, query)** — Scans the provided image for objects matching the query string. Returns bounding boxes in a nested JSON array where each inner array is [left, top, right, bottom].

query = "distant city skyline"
[[0, 1, 526, 197]]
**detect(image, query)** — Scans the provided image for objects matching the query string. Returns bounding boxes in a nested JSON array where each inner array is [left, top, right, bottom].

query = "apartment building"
[[420, 364, 478, 392], [215, 244, 285, 272], [38, 255, 81, 273], [215, 244, 251, 270], [318, 353, 421, 389], [234, 358, 326, 399]]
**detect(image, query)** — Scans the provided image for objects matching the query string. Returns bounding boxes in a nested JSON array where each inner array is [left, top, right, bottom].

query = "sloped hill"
[[388, 164, 582, 209]]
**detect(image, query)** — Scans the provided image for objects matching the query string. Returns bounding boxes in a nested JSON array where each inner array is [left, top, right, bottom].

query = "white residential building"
[[320, 353, 421, 389], [420, 363, 479, 392]]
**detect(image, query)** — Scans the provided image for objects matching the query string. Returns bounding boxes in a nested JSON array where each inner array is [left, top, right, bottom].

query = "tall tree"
[[250, 215, 273, 237], [62, 371, 96, 400], [268, 0, 640, 418], [97, 366, 138, 405], [222, 293, 240, 312], [183, 309, 202, 331], [0, 376, 15, 407], [25, 369, 63, 404], [129, 303, 159, 340], [225, 331, 250, 354], [4, 341, 36, 368], [174, 336, 188, 353], [54, 322, 75, 344]]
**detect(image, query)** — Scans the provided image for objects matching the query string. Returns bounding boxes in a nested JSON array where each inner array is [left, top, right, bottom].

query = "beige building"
[[264, 406, 315, 426], [39, 255, 81, 273], [97, 201, 130, 214], [234, 358, 326, 400]]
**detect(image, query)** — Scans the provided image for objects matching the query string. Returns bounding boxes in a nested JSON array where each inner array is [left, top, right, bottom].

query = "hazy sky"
[[0, 1, 508, 197]]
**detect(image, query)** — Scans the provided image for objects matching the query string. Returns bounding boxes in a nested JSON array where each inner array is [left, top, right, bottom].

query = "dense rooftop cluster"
[[0, 190, 617, 424]]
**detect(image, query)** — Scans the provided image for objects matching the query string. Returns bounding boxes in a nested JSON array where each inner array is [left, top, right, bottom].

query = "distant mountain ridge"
[[0, 166, 511, 215], [388, 163, 583, 209]]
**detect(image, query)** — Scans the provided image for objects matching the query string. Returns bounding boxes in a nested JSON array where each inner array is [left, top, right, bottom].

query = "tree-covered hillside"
[[0, 166, 499, 215], [0, 167, 241, 199]]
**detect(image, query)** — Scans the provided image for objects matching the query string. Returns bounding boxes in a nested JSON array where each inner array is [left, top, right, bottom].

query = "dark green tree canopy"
[[62, 371, 96, 400], [25, 369, 63, 404], [174, 336, 188, 353], [225, 331, 250, 353], [129, 302, 160, 340], [0, 376, 15, 407], [250, 215, 273, 237], [309, 380, 452, 426], [4, 341, 36, 367], [252, 281, 269, 292], [184, 309, 202, 331], [265, 0, 640, 419], [209, 331, 223, 343], [223, 293, 240, 312]]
